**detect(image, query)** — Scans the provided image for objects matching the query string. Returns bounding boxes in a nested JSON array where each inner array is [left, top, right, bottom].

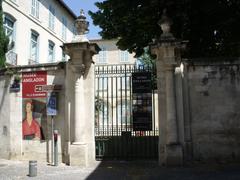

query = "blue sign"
[[47, 95, 57, 116]]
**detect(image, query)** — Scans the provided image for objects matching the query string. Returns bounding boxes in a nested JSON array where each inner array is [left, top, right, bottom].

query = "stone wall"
[[0, 64, 66, 162], [0, 75, 11, 158], [186, 61, 240, 162]]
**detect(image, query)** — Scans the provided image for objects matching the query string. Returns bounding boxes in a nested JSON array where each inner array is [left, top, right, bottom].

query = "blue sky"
[[63, 0, 103, 39]]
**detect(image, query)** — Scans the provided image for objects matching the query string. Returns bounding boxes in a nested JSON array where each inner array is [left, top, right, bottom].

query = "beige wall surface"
[[91, 39, 137, 65], [0, 66, 66, 161], [0, 76, 11, 158], [186, 62, 240, 162]]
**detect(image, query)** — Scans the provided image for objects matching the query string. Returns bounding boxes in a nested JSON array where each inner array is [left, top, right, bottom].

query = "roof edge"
[[57, 0, 77, 19]]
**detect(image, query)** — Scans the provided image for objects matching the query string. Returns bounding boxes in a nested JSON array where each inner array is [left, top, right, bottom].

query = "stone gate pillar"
[[62, 10, 100, 167], [151, 11, 184, 166]]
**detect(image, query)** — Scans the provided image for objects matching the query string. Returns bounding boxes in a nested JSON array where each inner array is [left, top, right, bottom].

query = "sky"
[[63, 0, 103, 39]]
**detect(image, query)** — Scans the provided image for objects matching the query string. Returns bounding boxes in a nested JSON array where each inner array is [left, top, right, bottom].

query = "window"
[[49, 5, 55, 31], [118, 76, 130, 90], [62, 49, 66, 61], [117, 101, 130, 125], [30, 30, 39, 64], [98, 76, 108, 91], [48, 41, 55, 62], [119, 50, 129, 62], [31, 0, 39, 18], [72, 25, 77, 39], [10, 0, 17, 3], [62, 17, 67, 40], [3, 14, 15, 47], [98, 46, 107, 63]]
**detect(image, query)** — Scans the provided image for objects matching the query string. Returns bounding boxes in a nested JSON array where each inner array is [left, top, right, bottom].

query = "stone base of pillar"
[[184, 141, 193, 161], [165, 144, 183, 166], [69, 143, 96, 167], [69, 143, 88, 167]]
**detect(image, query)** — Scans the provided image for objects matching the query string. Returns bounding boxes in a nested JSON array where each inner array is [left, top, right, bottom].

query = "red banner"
[[22, 71, 47, 98]]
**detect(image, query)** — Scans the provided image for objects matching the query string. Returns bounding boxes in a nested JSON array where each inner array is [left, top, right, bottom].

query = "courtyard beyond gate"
[[95, 64, 159, 160]]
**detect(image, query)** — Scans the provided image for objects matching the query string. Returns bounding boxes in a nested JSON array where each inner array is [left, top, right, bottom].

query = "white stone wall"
[[0, 76, 11, 158], [0, 66, 66, 162], [2, 0, 75, 65]]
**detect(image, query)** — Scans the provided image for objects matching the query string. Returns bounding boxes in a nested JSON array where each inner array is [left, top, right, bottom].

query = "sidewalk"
[[1, 159, 240, 180]]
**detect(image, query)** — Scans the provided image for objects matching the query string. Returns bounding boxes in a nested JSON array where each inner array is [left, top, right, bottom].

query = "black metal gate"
[[95, 64, 158, 160]]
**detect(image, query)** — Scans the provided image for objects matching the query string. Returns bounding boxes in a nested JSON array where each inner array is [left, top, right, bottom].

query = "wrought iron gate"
[[95, 64, 158, 160]]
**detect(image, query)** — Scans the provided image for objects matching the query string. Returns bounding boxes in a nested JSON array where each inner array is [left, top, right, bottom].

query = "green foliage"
[[0, 0, 9, 68], [89, 0, 240, 58], [138, 48, 156, 67], [95, 95, 104, 113]]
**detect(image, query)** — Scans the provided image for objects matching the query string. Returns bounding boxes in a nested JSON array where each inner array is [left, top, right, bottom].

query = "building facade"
[[2, 0, 76, 66], [91, 39, 137, 65]]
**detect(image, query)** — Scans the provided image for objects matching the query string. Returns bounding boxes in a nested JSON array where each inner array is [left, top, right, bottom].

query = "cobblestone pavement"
[[1, 159, 240, 180]]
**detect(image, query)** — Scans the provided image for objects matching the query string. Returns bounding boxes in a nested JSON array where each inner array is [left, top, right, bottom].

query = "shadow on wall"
[[0, 75, 11, 112]]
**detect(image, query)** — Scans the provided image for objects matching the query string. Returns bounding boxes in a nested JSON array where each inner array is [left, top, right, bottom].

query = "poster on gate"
[[22, 71, 47, 98], [132, 72, 152, 131]]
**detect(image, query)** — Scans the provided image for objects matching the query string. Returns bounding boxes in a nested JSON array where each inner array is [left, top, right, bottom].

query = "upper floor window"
[[30, 30, 39, 64], [3, 14, 16, 48], [31, 0, 39, 19], [48, 40, 55, 62], [98, 46, 107, 63], [10, 0, 17, 3], [49, 5, 55, 31], [119, 50, 129, 63], [62, 17, 67, 41], [62, 49, 66, 61]]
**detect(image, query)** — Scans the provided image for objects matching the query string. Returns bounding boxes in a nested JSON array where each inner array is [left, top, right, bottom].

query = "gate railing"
[[95, 64, 158, 160]]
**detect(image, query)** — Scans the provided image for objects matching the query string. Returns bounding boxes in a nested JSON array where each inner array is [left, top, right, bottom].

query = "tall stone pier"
[[62, 10, 100, 167], [151, 11, 184, 166]]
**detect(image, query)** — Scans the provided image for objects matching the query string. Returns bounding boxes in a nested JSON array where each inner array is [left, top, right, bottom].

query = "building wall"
[[2, 0, 75, 65], [0, 75, 11, 158], [0, 65, 66, 161], [186, 61, 240, 162], [91, 39, 136, 65]]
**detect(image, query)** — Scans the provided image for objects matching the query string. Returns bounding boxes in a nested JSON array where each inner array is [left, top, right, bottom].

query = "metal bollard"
[[54, 130, 58, 166], [29, 160, 37, 177]]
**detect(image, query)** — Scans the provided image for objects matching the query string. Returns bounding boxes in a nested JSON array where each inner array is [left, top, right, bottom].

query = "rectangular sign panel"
[[47, 94, 57, 116], [22, 71, 47, 98], [132, 72, 152, 131]]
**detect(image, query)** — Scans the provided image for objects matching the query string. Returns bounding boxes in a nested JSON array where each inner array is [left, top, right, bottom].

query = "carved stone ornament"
[[72, 9, 89, 42]]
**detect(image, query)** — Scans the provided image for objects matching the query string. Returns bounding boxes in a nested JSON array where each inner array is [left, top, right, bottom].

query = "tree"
[[0, 0, 9, 68], [137, 48, 155, 67], [89, 0, 240, 58]]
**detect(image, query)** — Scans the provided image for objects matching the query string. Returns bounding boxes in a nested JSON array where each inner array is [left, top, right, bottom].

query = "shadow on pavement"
[[85, 160, 240, 180]]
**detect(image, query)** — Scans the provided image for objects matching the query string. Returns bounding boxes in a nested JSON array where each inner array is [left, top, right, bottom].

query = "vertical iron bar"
[[120, 72, 123, 133], [111, 67, 114, 136], [107, 66, 109, 136], [124, 64, 127, 131], [116, 73, 118, 136], [102, 67, 105, 136], [97, 67, 100, 136]]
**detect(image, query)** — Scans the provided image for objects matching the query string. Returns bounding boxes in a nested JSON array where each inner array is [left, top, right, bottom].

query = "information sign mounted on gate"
[[132, 72, 152, 131]]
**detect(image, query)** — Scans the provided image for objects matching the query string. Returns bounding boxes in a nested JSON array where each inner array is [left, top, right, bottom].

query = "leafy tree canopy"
[[89, 0, 240, 58], [0, 0, 9, 68]]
